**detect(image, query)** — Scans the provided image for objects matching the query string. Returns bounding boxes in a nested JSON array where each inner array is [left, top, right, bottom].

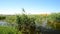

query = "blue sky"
[[0, 0, 60, 15]]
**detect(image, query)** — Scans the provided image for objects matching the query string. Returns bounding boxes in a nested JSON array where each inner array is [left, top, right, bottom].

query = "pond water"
[[0, 21, 7, 26]]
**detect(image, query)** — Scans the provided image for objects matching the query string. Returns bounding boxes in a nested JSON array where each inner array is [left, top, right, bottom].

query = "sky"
[[0, 0, 60, 15]]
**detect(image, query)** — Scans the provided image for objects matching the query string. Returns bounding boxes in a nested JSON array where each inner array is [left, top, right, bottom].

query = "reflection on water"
[[0, 21, 7, 26]]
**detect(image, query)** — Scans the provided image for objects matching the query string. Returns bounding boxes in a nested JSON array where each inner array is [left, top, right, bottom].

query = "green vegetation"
[[47, 13, 60, 29], [0, 15, 6, 20], [16, 9, 36, 34], [0, 10, 60, 34], [0, 26, 17, 34], [5, 15, 16, 23]]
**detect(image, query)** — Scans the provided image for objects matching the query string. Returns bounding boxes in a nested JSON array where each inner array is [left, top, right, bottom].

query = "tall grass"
[[0, 26, 17, 34]]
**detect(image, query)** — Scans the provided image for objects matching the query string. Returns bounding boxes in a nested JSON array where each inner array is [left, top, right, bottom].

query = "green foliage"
[[16, 14, 36, 30], [0, 12, 60, 34], [16, 9, 36, 34], [47, 13, 60, 29], [5, 15, 16, 23], [0, 26, 17, 34], [47, 13, 60, 23]]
